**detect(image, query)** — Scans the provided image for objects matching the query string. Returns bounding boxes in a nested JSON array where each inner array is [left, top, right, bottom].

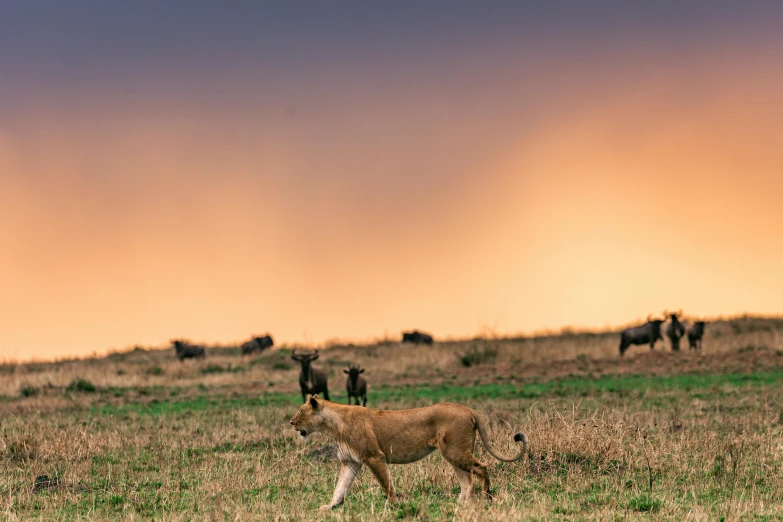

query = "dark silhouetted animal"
[[241, 334, 274, 355], [619, 317, 665, 356], [291, 349, 330, 403], [343, 365, 367, 407], [665, 310, 686, 352], [402, 330, 434, 345], [172, 340, 205, 360], [688, 321, 707, 351]]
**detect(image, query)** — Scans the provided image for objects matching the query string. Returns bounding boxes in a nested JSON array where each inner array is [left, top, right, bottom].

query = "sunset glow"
[[2, 3, 783, 361]]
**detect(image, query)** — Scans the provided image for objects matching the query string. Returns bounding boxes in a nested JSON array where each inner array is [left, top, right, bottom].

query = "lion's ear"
[[359, 369, 364, 374], [309, 395, 319, 409], [343, 369, 349, 374]]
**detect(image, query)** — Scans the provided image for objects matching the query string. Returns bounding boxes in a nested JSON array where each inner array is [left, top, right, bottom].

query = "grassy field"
[[2, 316, 783, 520]]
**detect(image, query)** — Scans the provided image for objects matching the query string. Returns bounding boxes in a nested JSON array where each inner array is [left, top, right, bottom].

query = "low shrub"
[[67, 378, 97, 393]]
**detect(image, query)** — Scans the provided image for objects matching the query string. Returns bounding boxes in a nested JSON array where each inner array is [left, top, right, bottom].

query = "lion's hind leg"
[[439, 435, 491, 501], [444, 456, 490, 501], [471, 460, 491, 498], [448, 463, 474, 502]]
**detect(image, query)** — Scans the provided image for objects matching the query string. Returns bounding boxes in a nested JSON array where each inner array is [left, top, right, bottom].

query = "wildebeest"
[[402, 330, 434, 345], [343, 365, 367, 407], [172, 339, 205, 360], [688, 321, 708, 351], [619, 316, 665, 356], [241, 334, 274, 355], [664, 310, 686, 352], [291, 349, 330, 403]]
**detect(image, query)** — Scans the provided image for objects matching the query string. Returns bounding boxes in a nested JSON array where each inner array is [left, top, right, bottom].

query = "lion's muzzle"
[[290, 419, 308, 439]]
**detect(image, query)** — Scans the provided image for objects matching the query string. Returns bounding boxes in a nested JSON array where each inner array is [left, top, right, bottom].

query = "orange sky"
[[2, 5, 783, 361]]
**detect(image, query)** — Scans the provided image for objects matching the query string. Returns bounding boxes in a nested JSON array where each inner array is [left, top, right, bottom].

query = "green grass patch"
[[88, 369, 783, 419], [373, 369, 783, 404], [624, 493, 662, 512]]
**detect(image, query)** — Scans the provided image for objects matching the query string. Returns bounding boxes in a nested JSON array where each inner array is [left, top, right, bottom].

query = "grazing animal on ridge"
[[688, 321, 708, 351], [402, 330, 434, 345], [291, 349, 330, 403], [619, 316, 665, 356], [289, 395, 529, 511], [665, 310, 686, 352], [172, 340, 205, 360], [241, 334, 274, 355], [344, 365, 367, 407]]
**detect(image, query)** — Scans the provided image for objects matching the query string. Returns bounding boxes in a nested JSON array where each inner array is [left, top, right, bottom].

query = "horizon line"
[[4, 312, 780, 366]]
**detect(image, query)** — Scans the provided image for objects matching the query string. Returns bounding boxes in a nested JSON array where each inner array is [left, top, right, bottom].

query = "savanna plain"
[[3, 317, 783, 521]]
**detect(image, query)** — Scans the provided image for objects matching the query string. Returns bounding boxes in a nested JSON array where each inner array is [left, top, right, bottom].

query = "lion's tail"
[[473, 413, 529, 463]]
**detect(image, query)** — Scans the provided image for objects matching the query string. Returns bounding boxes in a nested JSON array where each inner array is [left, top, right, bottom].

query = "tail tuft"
[[513, 432, 529, 444]]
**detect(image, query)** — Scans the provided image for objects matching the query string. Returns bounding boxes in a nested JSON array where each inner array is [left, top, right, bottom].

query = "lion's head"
[[289, 395, 327, 439]]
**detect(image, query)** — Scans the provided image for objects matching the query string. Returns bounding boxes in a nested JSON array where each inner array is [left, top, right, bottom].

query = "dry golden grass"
[[4, 315, 781, 399], [2, 316, 783, 520]]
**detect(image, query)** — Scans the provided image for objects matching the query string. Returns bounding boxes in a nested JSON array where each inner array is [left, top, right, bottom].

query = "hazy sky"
[[2, 2, 783, 361]]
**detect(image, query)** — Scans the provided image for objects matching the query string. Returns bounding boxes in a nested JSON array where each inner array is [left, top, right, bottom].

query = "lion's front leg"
[[366, 457, 397, 504], [320, 461, 362, 511]]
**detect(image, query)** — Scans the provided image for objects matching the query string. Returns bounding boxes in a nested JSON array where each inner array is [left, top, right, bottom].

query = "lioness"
[[289, 395, 529, 511]]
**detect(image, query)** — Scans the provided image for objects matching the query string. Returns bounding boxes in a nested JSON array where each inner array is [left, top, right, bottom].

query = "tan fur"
[[289, 395, 529, 511]]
